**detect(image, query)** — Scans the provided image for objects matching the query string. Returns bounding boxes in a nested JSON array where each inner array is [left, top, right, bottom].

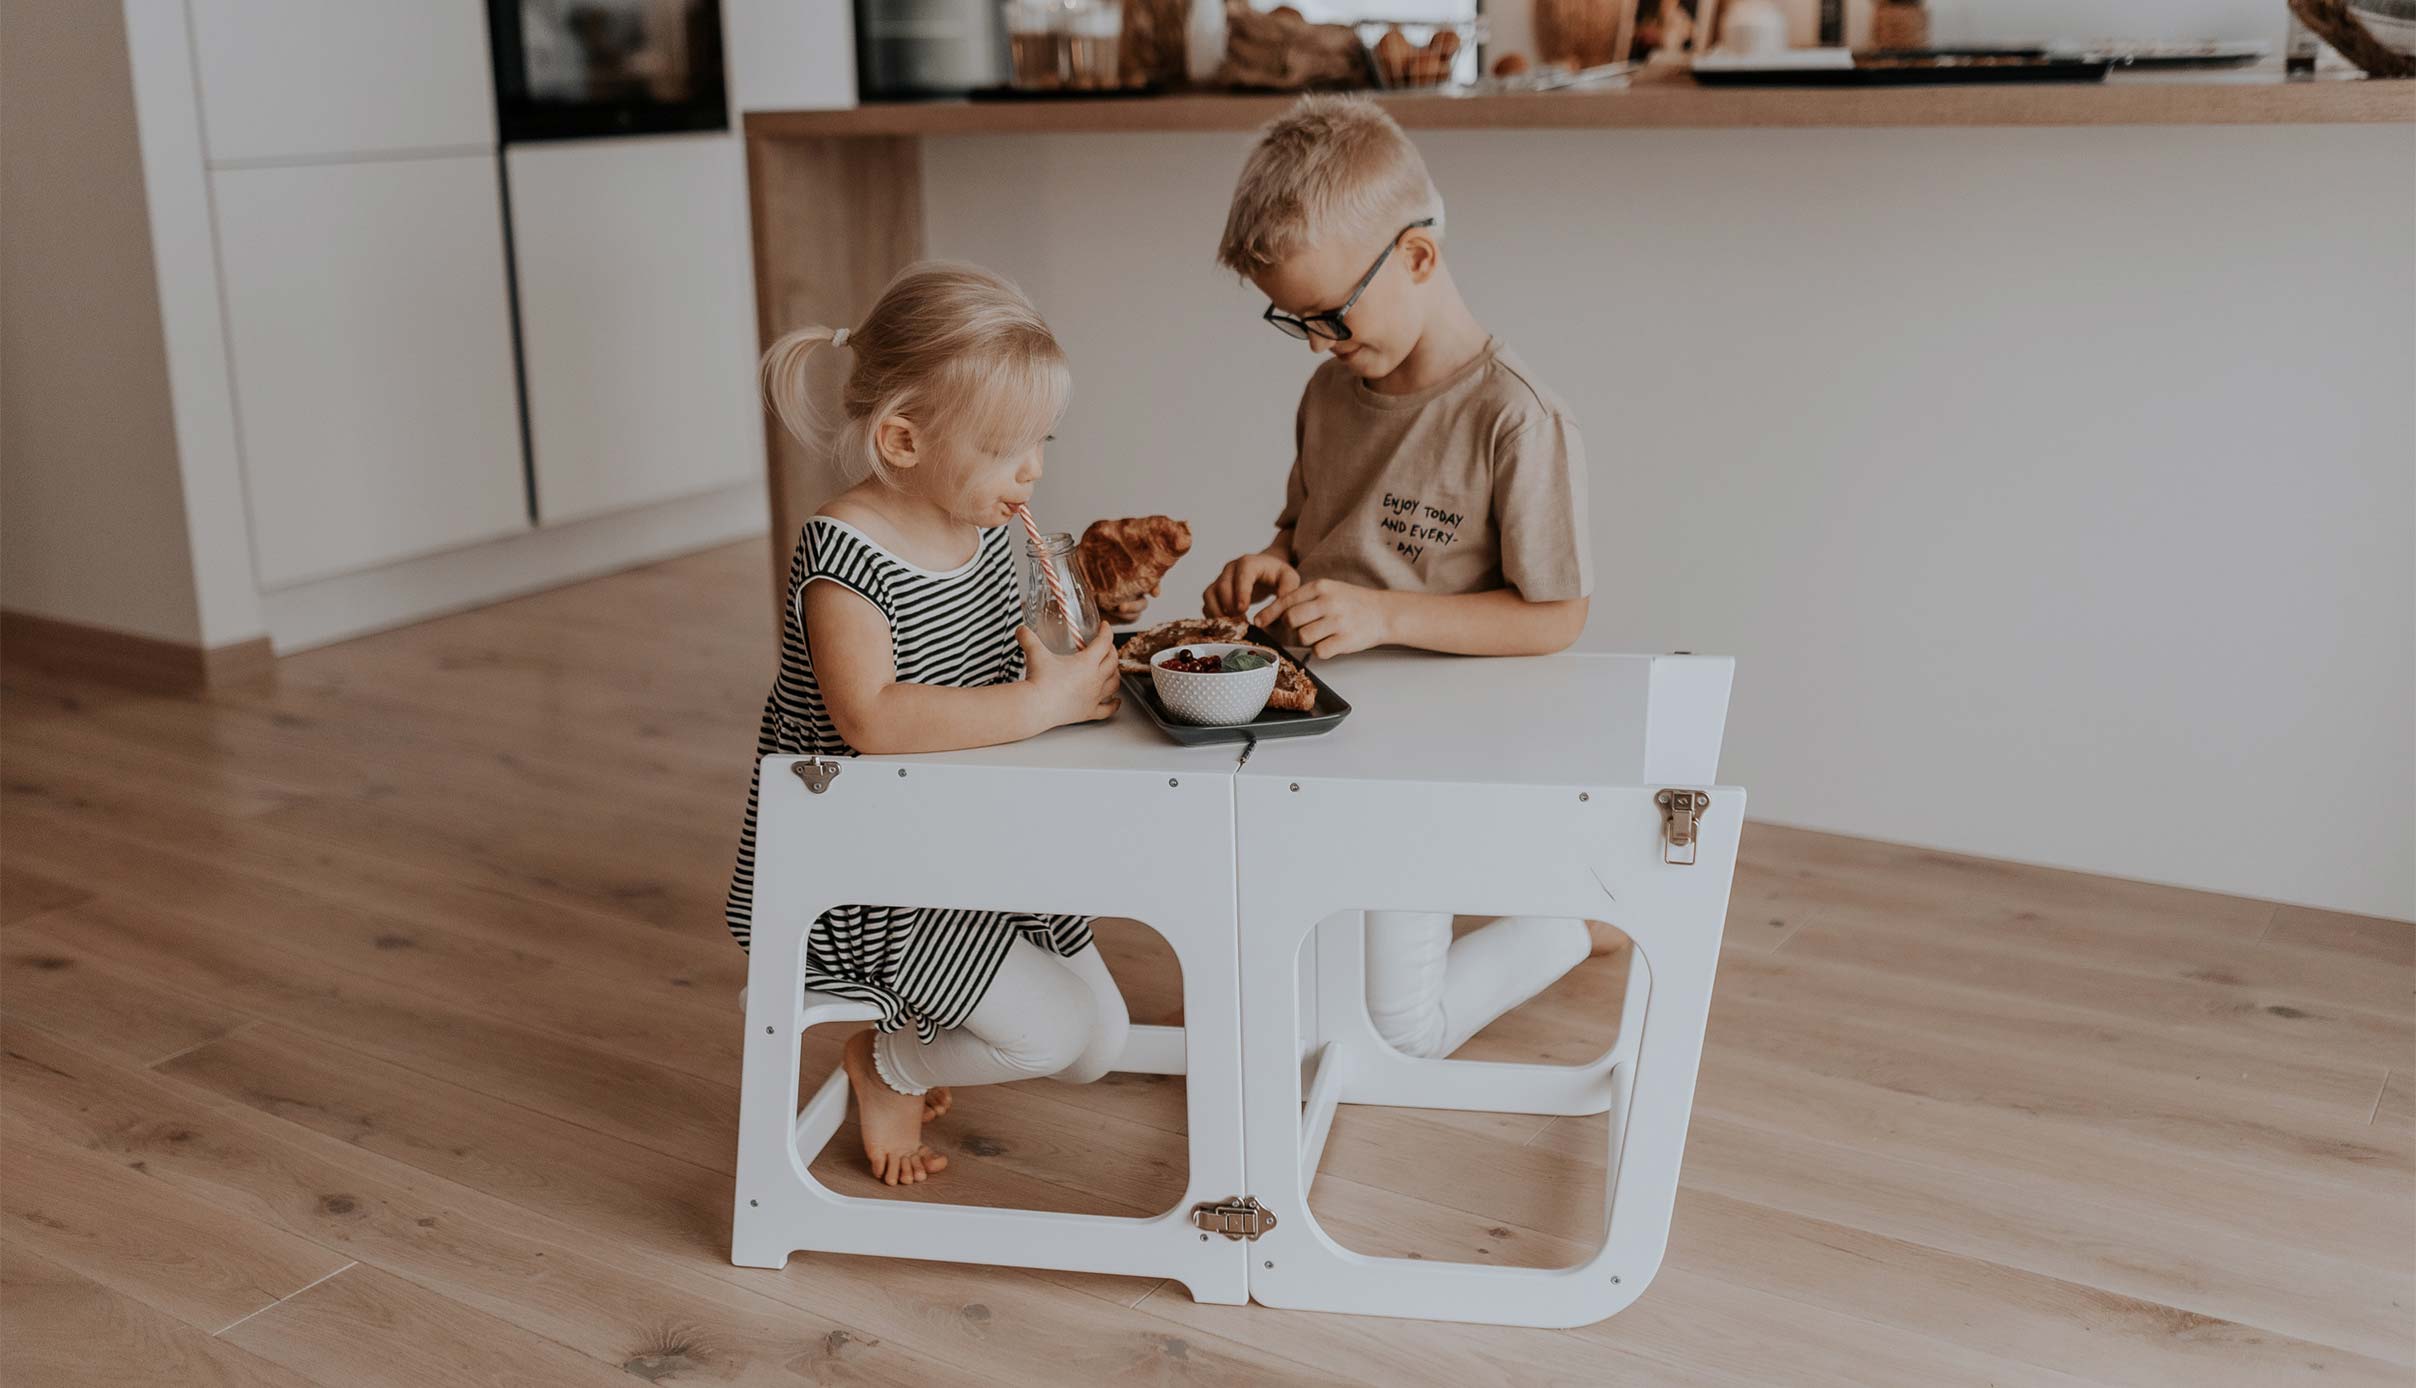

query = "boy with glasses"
[[1205, 94, 1619, 1061]]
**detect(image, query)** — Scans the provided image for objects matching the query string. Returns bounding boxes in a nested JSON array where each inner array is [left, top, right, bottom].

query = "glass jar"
[[1064, 0, 1124, 90], [1021, 530, 1099, 655], [1005, 0, 1068, 90]]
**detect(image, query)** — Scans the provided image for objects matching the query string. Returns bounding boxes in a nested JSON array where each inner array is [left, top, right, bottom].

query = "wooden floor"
[[3, 540, 2409, 1387]]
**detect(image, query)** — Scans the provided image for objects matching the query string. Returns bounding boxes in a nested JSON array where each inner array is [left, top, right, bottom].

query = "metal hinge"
[[1191, 1196, 1278, 1241], [1656, 789, 1711, 866], [791, 760, 843, 794]]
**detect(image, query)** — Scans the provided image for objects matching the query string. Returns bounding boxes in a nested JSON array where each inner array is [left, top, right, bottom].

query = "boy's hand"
[[1204, 553, 1300, 620], [1017, 623, 1122, 729], [1257, 579, 1392, 659], [1098, 595, 1148, 626]]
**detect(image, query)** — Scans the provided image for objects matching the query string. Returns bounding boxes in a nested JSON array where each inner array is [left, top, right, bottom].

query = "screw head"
[[1168, 777, 1179, 787], [749, 1199, 759, 1207], [1579, 792, 1591, 802], [764, 1025, 773, 1034], [898, 768, 907, 777], [1289, 783, 1300, 792], [1609, 1274, 1621, 1284], [1263, 1260, 1274, 1269]]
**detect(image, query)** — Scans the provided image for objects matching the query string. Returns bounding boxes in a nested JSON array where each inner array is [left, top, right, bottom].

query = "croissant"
[[1076, 516, 1193, 613]]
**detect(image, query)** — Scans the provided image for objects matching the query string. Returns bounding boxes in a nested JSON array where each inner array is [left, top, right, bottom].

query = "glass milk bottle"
[[1021, 530, 1099, 655]]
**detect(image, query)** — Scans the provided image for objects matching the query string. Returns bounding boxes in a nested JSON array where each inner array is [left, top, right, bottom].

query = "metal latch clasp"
[[1191, 1196, 1278, 1241], [1656, 789, 1711, 865], [791, 760, 843, 794]]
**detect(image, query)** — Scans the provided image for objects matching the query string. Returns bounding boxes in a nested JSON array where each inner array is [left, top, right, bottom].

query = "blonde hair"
[[761, 261, 1069, 485], [1216, 94, 1445, 277]]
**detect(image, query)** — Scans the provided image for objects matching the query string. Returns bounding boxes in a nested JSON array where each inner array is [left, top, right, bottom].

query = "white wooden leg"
[[1235, 776, 1742, 1327], [1297, 1042, 1345, 1197], [1116, 1023, 1186, 1076]]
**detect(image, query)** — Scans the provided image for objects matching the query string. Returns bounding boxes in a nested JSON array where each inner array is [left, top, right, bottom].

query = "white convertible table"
[[732, 650, 1742, 1328]]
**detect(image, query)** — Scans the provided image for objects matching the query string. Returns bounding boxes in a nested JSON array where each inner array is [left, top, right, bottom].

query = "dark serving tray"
[[1694, 50, 2112, 86], [1112, 627, 1353, 747]]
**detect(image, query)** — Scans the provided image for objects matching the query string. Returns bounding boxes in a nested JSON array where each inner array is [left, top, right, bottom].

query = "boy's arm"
[[1259, 581, 1586, 658], [1384, 588, 1588, 656]]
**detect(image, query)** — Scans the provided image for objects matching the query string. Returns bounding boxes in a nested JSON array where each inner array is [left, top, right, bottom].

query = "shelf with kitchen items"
[[750, 60, 2406, 140]]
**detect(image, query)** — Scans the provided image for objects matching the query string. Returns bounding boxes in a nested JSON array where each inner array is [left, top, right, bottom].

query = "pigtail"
[[759, 326, 844, 450], [760, 263, 1065, 491]]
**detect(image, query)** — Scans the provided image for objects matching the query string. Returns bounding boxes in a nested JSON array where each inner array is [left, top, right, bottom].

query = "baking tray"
[[1693, 50, 2112, 85], [1113, 626, 1352, 747]]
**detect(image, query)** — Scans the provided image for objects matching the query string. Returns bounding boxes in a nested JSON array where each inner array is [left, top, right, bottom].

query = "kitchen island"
[[741, 66, 2409, 592]]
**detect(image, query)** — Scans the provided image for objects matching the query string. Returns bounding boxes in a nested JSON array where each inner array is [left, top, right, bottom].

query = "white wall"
[[920, 122, 2416, 919], [0, 0, 208, 644]]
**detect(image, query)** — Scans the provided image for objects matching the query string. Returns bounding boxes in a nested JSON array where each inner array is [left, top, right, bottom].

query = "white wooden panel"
[[507, 134, 764, 527], [190, 0, 494, 164], [734, 756, 1250, 1302], [214, 155, 528, 588]]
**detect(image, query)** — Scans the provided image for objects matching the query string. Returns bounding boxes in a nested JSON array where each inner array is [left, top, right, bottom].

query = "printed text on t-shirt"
[[1377, 492, 1464, 564]]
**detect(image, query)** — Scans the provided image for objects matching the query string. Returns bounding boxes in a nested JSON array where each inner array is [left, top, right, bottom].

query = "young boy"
[[1206, 94, 1620, 1060]]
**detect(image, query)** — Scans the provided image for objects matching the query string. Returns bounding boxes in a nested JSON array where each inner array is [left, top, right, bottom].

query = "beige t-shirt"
[[1276, 339, 1591, 602]]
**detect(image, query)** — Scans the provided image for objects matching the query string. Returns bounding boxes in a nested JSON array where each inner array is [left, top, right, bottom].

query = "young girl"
[[725, 262, 1127, 1187]]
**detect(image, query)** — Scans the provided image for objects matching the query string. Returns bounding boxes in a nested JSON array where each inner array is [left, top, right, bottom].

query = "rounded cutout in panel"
[[799, 914, 1190, 1217], [1291, 911, 1633, 1267]]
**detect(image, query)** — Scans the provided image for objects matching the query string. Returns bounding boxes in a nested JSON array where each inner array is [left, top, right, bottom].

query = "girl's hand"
[[1204, 552, 1300, 620], [1257, 579, 1393, 659], [1098, 595, 1148, 626], [1017, 622, 1122, 729]]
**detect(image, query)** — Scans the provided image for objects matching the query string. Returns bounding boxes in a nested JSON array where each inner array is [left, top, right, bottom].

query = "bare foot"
[[922, 1087, 952, 1123], [841, 1030, 950, 1186], [1585, 919, 1629, 959]]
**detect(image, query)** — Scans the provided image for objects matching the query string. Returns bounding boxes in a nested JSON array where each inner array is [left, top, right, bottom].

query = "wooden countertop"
[[746, 65, 2412, 139]]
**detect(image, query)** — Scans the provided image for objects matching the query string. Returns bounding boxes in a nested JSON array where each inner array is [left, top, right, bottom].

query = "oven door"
[[488, 0, 728, 142]]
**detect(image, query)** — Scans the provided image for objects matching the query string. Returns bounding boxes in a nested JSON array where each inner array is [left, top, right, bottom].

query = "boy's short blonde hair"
[[1216, 94, 1445, 277]]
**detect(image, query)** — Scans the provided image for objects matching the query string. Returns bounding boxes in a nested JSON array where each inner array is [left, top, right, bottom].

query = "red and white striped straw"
[[1014, 504, 1081, 647]]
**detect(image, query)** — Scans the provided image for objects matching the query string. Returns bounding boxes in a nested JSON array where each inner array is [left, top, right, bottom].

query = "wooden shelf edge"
[[746, 71, 2415, 139]]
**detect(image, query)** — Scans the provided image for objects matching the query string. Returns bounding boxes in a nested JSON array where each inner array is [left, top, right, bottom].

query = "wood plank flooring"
[[3, 539, 2409, 1385]]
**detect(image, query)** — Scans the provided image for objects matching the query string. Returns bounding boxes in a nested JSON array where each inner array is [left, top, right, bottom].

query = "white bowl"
[[1149, 643, 1279, 726]]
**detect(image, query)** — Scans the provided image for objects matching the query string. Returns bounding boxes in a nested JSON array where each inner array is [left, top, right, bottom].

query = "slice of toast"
[[1267, 658, 1318, 712], [1118, 616, 1249, 676]]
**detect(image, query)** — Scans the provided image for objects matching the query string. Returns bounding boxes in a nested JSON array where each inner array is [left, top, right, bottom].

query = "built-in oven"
[[486, 0, 728, 142]]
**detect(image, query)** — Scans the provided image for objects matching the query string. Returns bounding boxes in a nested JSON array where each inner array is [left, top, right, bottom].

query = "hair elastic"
[[831, 328, 850, 348]]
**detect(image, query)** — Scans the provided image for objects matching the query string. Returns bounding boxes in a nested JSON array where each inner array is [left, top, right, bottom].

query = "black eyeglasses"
[[1262, 218, 1436, 342]]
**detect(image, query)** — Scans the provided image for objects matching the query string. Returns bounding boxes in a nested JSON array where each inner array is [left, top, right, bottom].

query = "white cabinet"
[[213, 154, 529, 588], [506, 134, 764, 527], [189, 0, 495, 164]]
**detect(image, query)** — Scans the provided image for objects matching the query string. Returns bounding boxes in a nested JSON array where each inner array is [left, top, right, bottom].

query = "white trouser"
[[1362, 912, 1591, 1059], [872, 940, 1129, 1095]]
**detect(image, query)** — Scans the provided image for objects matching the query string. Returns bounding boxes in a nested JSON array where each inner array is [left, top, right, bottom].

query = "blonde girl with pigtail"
[[725, 262, 1126, 1186]]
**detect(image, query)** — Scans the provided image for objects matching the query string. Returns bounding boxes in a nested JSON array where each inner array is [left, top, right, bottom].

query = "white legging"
[[872, 939, 1129, 1096], [1362, 912, 1591, 1059]]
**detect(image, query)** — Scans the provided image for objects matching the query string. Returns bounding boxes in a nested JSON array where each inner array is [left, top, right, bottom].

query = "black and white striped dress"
[[725, 516, 1092, 1042]]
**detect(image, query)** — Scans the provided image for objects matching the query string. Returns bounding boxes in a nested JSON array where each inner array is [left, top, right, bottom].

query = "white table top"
[[1238, 650, 1655, 789], [873, 689, 1245, 776], [869, 650, 1666, 789]]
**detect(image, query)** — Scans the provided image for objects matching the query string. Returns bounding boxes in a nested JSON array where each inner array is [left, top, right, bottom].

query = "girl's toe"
[[923, 1147, 950, 1174]]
